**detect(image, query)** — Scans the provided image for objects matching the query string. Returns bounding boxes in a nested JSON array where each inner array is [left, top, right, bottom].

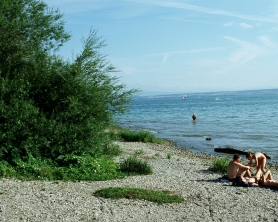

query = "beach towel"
[[218, 175, 232, 183], [232, 180, 249, 187], [218, 175, 250, 187]]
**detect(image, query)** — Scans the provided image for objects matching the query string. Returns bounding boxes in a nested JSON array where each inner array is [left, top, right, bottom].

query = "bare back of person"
[[254, 152, 266, 161], [253, 152, 266, 173], [227, 161, 239, 180], [246, 152, 267, 174]]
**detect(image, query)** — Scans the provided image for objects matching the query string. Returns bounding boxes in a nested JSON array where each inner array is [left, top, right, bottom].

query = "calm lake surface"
[[116, 89, 278, 164]]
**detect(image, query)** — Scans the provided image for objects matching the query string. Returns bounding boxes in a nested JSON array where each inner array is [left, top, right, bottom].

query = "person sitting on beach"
[[258, 170, 278, 188], [227, 154, 251, 182], [192, 113, 197, 121], [246, 152, 267, 174]]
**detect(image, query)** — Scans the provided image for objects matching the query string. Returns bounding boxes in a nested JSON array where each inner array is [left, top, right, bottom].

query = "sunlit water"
[[116, 89, 278, 164]]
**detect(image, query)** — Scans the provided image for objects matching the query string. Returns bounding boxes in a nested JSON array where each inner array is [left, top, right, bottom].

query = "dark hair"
[[246, 152, 252, 158], [233, 154, 240, 161]]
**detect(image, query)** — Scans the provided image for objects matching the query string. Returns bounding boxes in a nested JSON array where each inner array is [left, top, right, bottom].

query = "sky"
[[44, 0, 278, 95]]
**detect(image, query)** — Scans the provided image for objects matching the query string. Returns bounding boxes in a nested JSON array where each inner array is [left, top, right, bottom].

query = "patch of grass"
[[134, 149, 144, 156], [208, 157, 230, 174], [93, 187, 185, 205], [240, 189, 248, 193], [120, 156, 153, 175], [55, 155, 125, 181], [118, 130, 163, 143], [103, 143, 123, 156], [167, 153, 172, 160], [0, 154, 125, 181]]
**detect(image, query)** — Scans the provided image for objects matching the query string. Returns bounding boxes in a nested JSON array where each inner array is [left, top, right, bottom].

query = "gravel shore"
[[1, 141, 278, 222]]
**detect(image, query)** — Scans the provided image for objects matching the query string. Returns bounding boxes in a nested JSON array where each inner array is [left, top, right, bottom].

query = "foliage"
[[0, 152, 156, 181], [120, 156, 153, 175], [0, 155, 125, 181], [93, 187, 185, 205], [0, 0, 70, 162], [0, 0, 70, 72], [0, 0, 138, 169], [167, 153, 172, 159], [208, 157, 230, 174], [0, 161, 17, 178], [133, 149, 144, 156], [56, 155, 123, 181], [102, 143, 122, 157], [119, 130, 163, 143]]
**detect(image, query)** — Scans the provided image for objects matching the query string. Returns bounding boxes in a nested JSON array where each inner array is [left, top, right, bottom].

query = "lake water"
[[116, 89, 278, 164]]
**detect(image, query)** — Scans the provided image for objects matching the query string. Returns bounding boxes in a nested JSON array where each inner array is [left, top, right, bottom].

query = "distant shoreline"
[[118, 124, 278, 167]]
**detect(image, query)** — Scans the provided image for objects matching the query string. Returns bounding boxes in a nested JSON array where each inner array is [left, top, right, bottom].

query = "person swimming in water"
[[192, 113, 197, 121]]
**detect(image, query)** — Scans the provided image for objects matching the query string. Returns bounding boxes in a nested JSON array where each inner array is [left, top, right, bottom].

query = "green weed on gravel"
[[208, 157, 230, 174], [120, 156, 152, 175], [93, 187, 185, 205], [119, 130, 163, 143]]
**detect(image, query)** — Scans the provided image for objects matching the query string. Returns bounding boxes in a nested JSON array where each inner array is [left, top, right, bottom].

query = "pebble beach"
[[1, 141, 278, 222]]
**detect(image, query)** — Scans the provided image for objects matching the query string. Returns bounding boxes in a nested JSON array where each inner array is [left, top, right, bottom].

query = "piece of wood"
[[214, 148, 247, 155], [214, 147, 271, 159]]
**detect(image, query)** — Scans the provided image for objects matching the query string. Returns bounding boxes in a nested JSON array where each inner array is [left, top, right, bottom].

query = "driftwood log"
[[214, 147, 271, 159]]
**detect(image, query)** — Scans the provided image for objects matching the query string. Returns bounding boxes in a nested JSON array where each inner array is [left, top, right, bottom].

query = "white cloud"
[[133, 1, 278, 24], [48, 0, 278, 24], [224, 36, 264, 65], [258, 36, 278, 48], [223, 21, 233, 27], [224, 22, 252, 29], [240, 23, 252, 29], [150, 47, 226, 64], [163, 53, 170, 63], [268, 26, 278, 32]]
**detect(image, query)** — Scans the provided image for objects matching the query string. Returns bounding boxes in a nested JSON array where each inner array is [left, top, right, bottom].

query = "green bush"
[[0, 0, 138, 168], [57, 155, 123, 181], [120, 156, 153, 175], [94, 187, 185, 205], [0, 161, 17, 178], [119, 130, 162, 143], [208, 157, 230, 174], [1, 155, 59, 180], [0, 154, 125, 181], [102, 143, 122, 157]]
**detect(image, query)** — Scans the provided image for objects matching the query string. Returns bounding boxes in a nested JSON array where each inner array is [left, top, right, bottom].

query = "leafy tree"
[[0, 0, 138, 164], [0, 0, 70, 77]]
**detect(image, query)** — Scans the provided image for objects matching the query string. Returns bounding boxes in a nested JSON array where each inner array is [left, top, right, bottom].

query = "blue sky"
[[44, 0, 278, 95]]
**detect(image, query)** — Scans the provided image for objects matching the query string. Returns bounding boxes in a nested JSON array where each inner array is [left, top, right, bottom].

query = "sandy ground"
[[0, 141, 278, 222]]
